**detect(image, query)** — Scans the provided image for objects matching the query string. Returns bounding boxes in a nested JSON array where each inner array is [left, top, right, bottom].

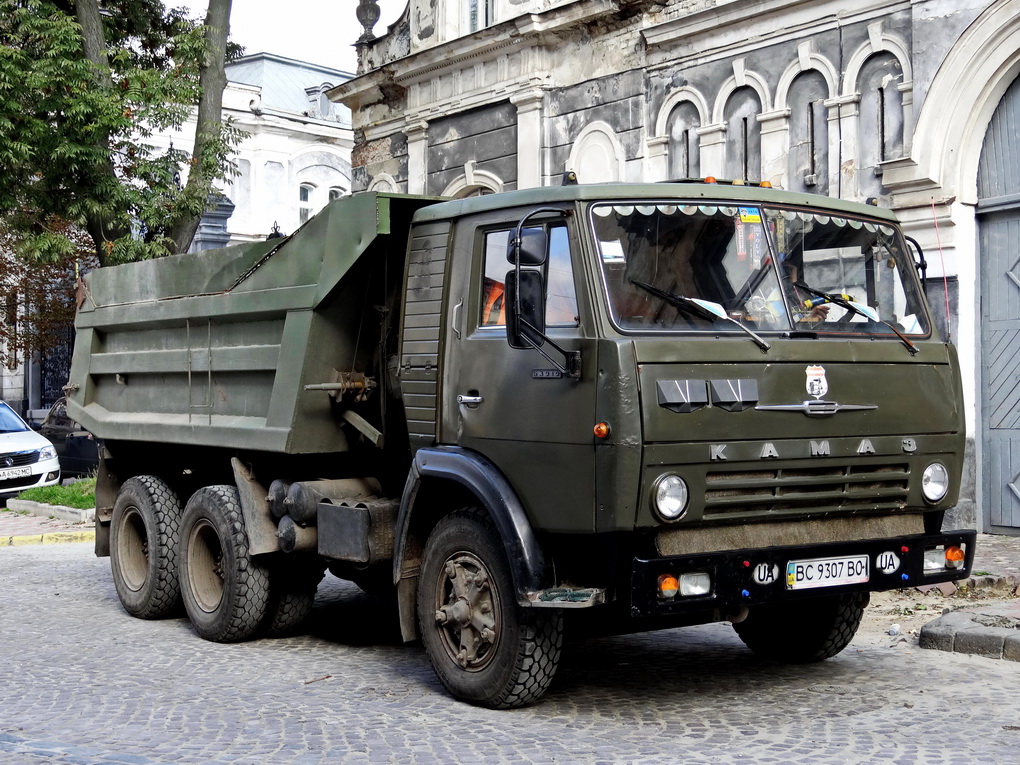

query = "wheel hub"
[[434, 554, 499, 670]]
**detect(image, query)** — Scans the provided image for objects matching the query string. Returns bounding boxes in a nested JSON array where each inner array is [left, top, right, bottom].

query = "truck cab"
[[397, 181, 972, 699]]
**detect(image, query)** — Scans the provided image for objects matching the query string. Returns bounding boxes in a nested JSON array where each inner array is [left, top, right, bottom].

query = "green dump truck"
[[67, 183, 975, 708]]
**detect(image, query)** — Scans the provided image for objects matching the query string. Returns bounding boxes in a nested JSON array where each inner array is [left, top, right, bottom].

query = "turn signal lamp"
[[658, 574, 679, 599], [593, 421, 611, 439], [945, 545, 965, 569]]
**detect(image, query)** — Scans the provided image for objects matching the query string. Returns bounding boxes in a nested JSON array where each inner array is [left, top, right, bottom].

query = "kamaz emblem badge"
[[805, 365, 828, 399]]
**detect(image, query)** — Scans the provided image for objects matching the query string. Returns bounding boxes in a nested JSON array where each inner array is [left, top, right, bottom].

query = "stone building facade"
[[336, 0, 1020, 534]]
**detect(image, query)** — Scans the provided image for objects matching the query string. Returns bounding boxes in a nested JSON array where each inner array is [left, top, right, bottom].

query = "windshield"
[[590, 201, 930, 338], [0, 402, 30, 433]]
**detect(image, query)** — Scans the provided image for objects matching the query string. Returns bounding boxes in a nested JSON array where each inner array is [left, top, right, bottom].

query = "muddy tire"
[[179, 485, 270, 643], [417, 509, 563, 708], [261, 559, 325, 638], [110, 475, 182, 619], [733, 592, 869, 662]]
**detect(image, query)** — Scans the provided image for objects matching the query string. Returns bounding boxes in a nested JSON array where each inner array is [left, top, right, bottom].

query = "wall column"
[[406, 119, 429, 195], [646, 136, 669, 181], [697, 124, 727, 178], [512, 88, 544, 189], [758, 109, 790, 187], [829, 94, 860, 199]]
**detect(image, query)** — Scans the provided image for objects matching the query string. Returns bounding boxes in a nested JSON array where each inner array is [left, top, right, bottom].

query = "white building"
[[337, 0, 1020, 534], [150, 52, 355, 246]]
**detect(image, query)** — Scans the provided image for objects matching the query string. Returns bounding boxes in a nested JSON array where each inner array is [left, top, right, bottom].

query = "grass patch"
[[17, 477, 96, 509]]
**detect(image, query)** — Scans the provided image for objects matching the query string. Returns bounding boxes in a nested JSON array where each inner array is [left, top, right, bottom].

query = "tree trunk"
[[74, 0, 121, 266], [168, 0, 232, 255]]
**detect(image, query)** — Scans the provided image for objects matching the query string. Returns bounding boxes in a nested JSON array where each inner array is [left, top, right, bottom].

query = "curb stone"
[[5, 499, 95, 524], [4, 530, 96, 547], [919, 608, 1020, 661]]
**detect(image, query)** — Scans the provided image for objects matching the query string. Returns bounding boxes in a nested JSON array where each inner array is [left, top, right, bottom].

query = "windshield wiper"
[[631, 280, 770, 353], [794, 282, 918, 355]]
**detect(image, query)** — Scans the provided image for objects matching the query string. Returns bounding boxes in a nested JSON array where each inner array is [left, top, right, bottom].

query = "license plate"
[[0, 466, 32, 481], [786, 554, 869, 590]]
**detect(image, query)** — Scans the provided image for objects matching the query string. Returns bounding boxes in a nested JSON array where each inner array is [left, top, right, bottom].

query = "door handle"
[[457, 394, 484, 405]]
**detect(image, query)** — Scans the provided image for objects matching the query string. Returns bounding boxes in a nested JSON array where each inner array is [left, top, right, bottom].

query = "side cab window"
[[479, 223, 578, 328]]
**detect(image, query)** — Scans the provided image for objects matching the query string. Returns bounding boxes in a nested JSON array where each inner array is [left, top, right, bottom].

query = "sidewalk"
[[0, 503, 96, 546]]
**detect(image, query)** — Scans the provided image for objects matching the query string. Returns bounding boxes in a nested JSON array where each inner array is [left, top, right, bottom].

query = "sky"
[[174, 0, 408, 74]]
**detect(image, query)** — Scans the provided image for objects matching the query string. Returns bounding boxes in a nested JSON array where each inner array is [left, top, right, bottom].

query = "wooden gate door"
[[978, 75, 1020, 534]]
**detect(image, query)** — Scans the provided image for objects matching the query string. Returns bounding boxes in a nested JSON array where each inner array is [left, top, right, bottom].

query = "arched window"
[[787, 71, 829, 194], [859, 53, 905, 198], [328, 187, 344, 202], [667, 101, 701, 180], [723, 87, 762, 181], [299, 183, 315, 224]]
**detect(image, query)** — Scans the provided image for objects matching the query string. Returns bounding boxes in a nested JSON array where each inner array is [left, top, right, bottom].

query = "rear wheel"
[[261, 558, 325, 638], [179, 485, 270, 643], [733, 592, 869, 662], [110, 475, 182, 619], [417, 509, 563, 708]]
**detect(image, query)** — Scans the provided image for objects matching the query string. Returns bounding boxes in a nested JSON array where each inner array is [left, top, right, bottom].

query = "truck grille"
[[703, 463, 910, 517]]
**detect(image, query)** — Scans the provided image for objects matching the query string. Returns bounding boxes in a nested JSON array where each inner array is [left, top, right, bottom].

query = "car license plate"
[[0, 466, 32, 481], [786, 554, 869, 590]]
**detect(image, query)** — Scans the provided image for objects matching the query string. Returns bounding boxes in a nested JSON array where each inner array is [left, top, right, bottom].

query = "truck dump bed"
[[67, 193, 438, 455]]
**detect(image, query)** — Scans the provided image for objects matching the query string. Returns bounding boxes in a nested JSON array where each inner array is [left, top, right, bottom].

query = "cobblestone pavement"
[[2, 544, 1019, 764]]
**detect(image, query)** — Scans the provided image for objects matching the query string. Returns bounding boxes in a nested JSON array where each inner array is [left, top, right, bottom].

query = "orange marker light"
[[593, 422, 611, 439], [704, 176, 718, 184], [760, 180, 772, 188], [945, 546, 965, 568], [657, 574, 680, 599]]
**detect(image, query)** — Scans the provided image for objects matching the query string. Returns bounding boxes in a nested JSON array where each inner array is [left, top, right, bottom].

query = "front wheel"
[[179, 485, 270, 643], [733, 592, 869, 662], [417, 509, 563, 709]]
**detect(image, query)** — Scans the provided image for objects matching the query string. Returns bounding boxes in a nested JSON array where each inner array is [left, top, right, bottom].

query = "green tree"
[[0, 223, 98, 371], [0, 0, 238, 267]]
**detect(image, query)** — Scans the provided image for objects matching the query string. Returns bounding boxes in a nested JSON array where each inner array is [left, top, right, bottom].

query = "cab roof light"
[[659, 177, 777, 188]]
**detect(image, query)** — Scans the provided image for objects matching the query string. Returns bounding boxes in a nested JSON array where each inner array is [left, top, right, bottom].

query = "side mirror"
[[505, 269, 546, 349], [507, 228, 548, 266]]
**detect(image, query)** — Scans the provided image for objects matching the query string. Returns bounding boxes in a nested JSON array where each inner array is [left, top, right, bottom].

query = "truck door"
[[442, 212, 598, 533]]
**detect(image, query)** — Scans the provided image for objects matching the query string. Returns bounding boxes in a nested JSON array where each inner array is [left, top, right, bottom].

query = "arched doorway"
[[978, 74, 1020, 534]]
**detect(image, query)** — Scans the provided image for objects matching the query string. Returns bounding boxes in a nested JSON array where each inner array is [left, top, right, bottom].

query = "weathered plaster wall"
[[547, 69, 646, 184], [427, 102, 519, 194]]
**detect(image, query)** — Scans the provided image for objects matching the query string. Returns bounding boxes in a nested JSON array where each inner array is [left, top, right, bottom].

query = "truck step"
[[527, 587, 606, 609]]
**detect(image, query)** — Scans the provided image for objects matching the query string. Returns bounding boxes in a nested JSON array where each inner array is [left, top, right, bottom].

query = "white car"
[[1, 401, 61, 500]]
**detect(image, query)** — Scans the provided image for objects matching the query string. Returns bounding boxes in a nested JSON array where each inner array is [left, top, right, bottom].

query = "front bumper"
[[0, 458, 61, 499], [631, 530, 976, 616]]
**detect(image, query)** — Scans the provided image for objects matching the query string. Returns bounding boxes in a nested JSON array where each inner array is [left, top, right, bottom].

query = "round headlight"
[[653, 474, 689, 521], [921, 463, 949, 502]]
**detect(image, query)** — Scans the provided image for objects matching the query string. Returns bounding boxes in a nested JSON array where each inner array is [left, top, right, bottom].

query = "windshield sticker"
[[739, 207, 761, 223], [599, 239, 626, 263]]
